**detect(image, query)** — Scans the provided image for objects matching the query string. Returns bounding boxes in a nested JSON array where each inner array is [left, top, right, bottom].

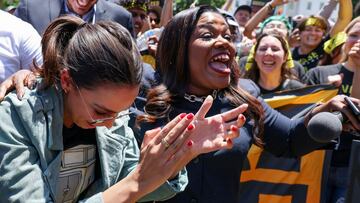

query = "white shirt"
[[0, 10, 42, 82]]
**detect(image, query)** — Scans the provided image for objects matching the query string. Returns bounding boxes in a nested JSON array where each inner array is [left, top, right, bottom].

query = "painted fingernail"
[[179, 113, 187, 119], [239, 114, 245, 121], [186, 113, 194, 120], [231, 125, 238, 131], [187, 140, 193, 147], [226, 138, 233, 145], [187, 123, 195, 131]]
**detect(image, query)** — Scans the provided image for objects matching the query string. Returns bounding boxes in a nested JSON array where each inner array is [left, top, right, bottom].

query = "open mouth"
[[263, 60, 275, 66], [209, 53, 231, 75]]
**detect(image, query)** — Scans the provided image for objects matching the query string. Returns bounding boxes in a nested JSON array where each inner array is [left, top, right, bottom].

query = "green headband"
[[260, 15, 293, 33]]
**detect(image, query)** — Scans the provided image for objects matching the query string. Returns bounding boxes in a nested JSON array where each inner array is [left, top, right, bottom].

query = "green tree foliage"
[[174, 0, 226, 14], [1, 0, 19, 9]]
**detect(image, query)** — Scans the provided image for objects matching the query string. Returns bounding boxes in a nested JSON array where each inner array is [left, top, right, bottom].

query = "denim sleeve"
[[0, 96, 53, 202], [81, 169, 188, 203], [82, 116, 188, 202]]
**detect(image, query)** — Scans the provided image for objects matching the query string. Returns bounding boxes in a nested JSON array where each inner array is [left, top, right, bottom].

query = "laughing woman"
[[138, 5, 360, 203], [0, 16, 248, 203], [244, 33, 305, 95]]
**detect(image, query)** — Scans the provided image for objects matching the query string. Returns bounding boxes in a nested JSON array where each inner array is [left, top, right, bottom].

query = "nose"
[[134, 15, 142, 22], [264, 47, 273, 55], [214, 35, 231, 49]]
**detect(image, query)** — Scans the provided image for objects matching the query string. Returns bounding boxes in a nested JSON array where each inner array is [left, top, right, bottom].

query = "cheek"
[[316, 32, 324, 38], [300, 32, 307, 40], [189, 42, 207, 65], [280, 29, 288, 37], [344, 41, 354, 53], [254, 53, 262, 64]]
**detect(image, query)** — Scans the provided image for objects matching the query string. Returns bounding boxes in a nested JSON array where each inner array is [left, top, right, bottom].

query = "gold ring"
[[161, 138, 170, 149]]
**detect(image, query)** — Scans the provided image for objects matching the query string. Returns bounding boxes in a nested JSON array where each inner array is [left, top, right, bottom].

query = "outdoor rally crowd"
[[0, 0, 360, 202]]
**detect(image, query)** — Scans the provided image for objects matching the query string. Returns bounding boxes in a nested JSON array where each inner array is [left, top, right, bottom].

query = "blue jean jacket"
[[0, 84, 187, 202]]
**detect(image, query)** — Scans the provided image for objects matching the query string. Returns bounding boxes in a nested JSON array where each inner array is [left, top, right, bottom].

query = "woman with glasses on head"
[[0, 15, 247, 203]]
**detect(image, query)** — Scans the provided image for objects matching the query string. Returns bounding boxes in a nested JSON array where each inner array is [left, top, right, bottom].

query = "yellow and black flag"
[[239, 84, 338, 203]]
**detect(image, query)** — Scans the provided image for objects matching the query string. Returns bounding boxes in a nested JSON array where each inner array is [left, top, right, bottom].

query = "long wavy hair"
[[245, 33, 299, 84], [143, 5, 265, 147]]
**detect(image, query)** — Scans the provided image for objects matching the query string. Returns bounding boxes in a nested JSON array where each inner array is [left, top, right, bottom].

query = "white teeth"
[[211, 54, 230, 62], [263, 61, 274, 65]]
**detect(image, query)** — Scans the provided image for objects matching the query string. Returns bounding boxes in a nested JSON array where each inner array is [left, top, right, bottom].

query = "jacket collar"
[[95, 117, 132, 187]]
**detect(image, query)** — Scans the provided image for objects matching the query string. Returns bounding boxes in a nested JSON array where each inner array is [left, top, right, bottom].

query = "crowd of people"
[[0, 0, 360, 202]]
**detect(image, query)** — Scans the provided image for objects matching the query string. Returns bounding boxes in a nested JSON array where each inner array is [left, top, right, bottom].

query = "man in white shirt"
[[0, 10, 42, 82]]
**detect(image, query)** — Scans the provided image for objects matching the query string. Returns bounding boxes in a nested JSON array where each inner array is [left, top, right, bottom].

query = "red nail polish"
[[187, 140, 193, 147], [186, 113, 194, 120], [227, 138, 233, 145], [179, 113, 186, 119], [187, 123, 194, 131], [239, 114, 245, 121], [231, 125, 238, 131]]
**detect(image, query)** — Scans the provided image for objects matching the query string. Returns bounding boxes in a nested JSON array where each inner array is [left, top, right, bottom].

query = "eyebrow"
[[93, 104, 117, 114], [198, 22, 229, 30]]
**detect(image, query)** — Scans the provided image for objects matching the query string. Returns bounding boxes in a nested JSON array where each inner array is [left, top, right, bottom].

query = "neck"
[[299, 45, 315, 55], [258, 73, 281, 91], [343, 61, 355, 72], [187, 85, 214, 97], [63, 94, 74, 128]]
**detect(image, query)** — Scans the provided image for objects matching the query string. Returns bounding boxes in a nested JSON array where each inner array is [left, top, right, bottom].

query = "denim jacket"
[[0, 84, 187, 202]]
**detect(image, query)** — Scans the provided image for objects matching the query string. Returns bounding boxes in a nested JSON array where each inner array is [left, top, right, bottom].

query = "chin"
[[77, 121, 96, 129], [213, 80, 231, 90]]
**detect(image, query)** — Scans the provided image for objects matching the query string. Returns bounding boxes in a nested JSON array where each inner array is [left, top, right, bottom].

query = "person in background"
[[0, 15, 246, 202], [244, 33, 304, 95], [0, 10, 42, 82], [303, 17, 360, 202], [292, 0, 352, 72], [137, 5, 360, 203], [233, 5, 252, 29], [14, 0, 134, 35], [119, 0, 149, 37], [148, 5, 162, 29], [241, 12, 306, 81]]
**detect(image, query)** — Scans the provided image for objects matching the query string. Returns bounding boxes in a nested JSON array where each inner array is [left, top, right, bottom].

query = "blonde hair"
[[339, 17, 360, 63]]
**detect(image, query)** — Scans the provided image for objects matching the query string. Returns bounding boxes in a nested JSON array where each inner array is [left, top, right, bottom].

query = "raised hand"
[[270, 0, 292, 7], [189, 95, 247, 155], [348, 40, 360, 68]]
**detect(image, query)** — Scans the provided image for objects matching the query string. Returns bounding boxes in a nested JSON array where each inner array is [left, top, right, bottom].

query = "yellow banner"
[[239, 86, 337, 203]]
